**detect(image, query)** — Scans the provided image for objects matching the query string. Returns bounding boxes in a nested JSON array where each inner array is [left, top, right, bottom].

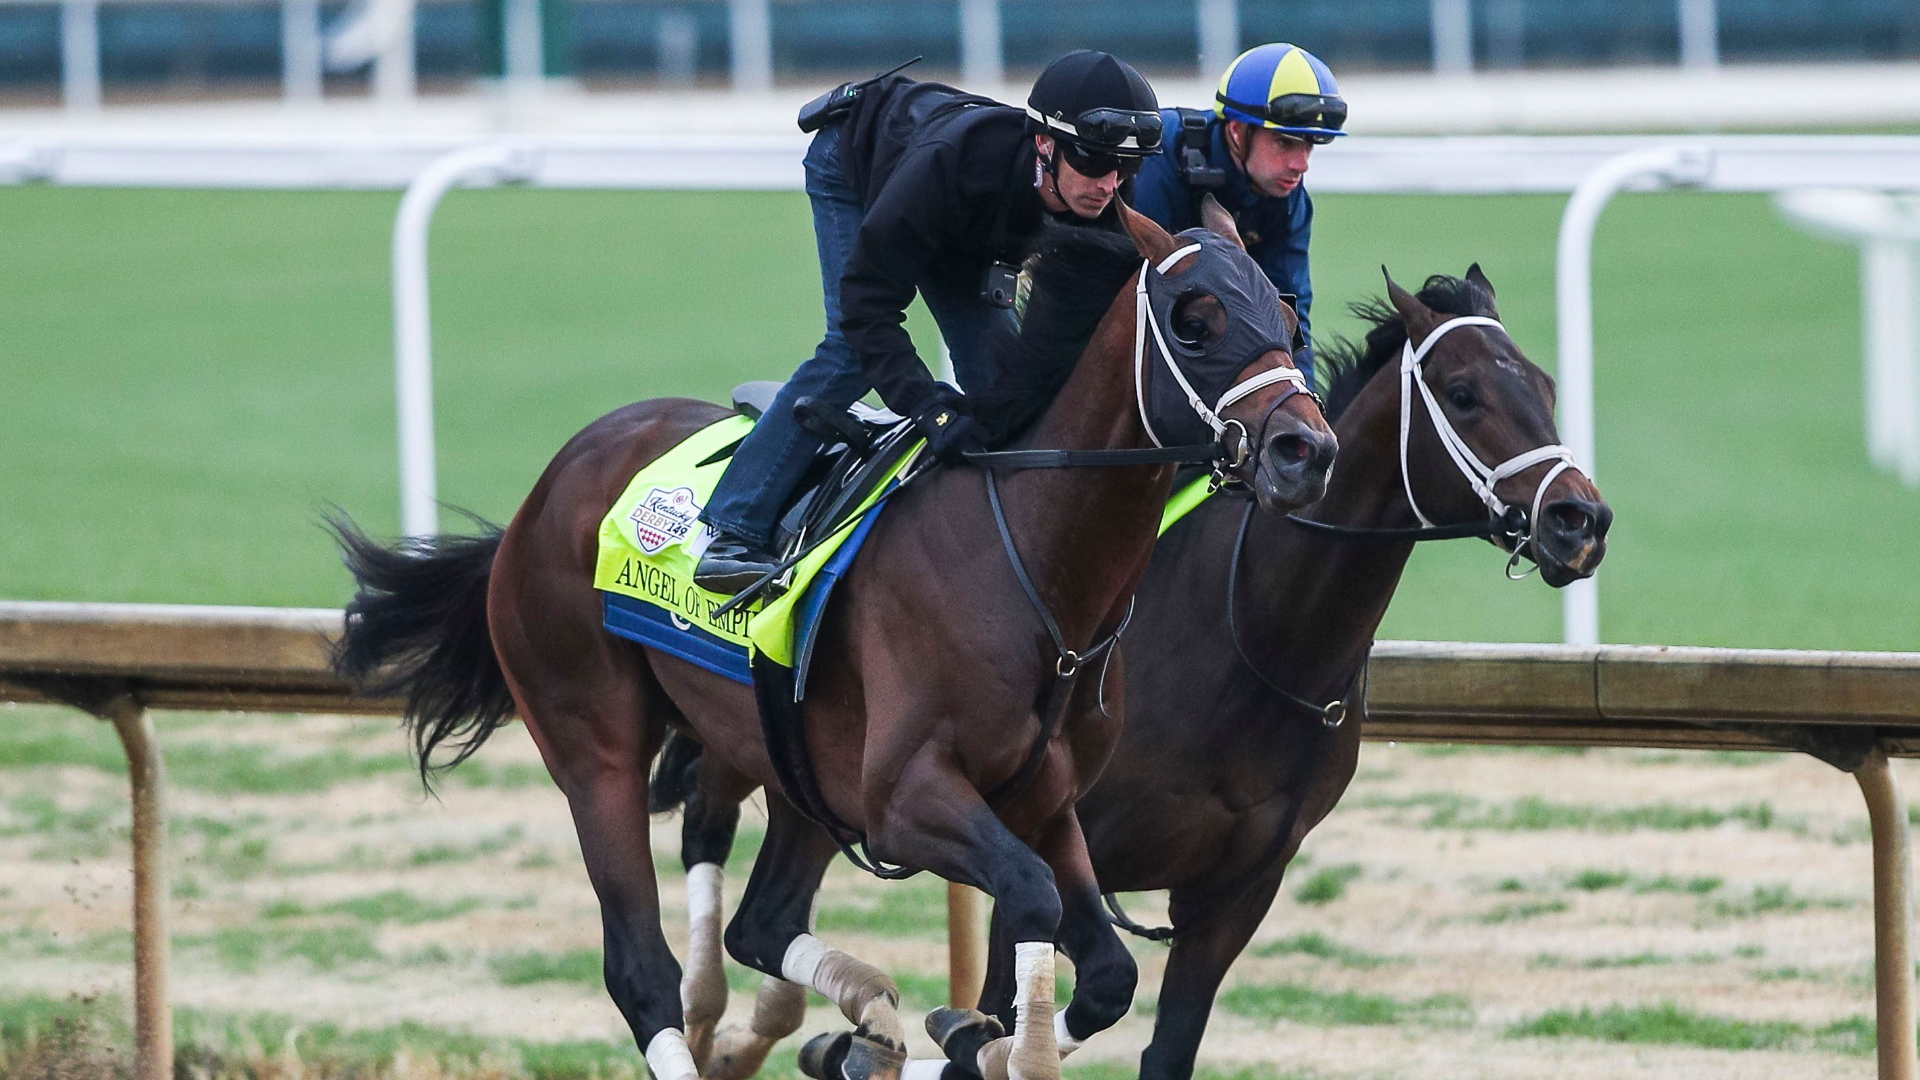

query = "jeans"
[[700, 122, 1014, 547]]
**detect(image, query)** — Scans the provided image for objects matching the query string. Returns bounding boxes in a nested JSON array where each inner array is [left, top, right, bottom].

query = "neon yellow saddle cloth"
[[594, 415, 922, 681]]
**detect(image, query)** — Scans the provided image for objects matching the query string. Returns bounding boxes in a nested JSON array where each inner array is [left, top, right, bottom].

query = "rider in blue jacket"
[[1131, 43, 1346, 389]]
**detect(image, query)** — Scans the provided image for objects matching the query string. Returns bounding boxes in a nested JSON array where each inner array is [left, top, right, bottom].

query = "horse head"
[[1117, 198, 1337, 512], [1376, 265, 1612, 586]]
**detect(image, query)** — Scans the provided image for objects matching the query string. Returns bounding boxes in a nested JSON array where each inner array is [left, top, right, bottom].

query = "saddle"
[[726, 381, 919, 583]]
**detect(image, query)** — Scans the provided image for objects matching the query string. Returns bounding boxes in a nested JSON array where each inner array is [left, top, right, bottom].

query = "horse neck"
[[1238, 366, 1422, 698], [994, 283, 1172, 643]]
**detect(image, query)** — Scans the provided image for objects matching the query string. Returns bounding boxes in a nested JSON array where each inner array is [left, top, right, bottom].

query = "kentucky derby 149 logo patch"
[[629, 486, 702, 554]]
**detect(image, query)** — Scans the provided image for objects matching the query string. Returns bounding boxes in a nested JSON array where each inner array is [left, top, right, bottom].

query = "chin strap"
[[1398, 315, 1579, 569], [1133, 245, 1312, 453]]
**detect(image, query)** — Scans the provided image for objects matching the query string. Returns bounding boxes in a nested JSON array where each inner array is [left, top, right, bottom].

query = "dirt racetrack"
[[0, 702, 1909, 1078]]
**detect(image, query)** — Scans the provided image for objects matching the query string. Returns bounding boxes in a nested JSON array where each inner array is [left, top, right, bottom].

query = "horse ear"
[[1119, 199, 1179, 266], [1382, 266, 1438, 337], [1464, 262, 1501, 316], [1198, 194, 1245, 250]]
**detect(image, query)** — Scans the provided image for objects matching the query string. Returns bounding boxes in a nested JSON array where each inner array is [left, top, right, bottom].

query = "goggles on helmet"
[[1057, 141, 1146, 180], [1026, 106, 1164, 155], [1215, 92, 1347, 143]]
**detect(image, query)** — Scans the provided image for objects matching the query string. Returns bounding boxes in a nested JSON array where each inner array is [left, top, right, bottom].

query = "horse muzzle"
[[1251, 415, 1337, 512], [1530, 494, 1613, 587]]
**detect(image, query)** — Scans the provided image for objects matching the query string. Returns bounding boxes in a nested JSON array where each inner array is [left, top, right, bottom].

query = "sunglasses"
[[1058, 141, 1146, 180]]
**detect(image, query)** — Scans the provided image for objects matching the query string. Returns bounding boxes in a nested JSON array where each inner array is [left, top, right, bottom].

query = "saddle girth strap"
[[749, 653, 915, 879]]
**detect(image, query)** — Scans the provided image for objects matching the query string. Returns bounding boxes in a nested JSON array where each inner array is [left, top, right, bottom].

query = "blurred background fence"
[[4, 0, 1920, 111]]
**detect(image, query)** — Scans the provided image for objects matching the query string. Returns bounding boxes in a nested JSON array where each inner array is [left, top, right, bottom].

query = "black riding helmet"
[[1026, 50, 1163, 172]]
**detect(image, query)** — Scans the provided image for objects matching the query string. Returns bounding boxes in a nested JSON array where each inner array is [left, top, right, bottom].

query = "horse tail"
[[649, 727, 704, 814], [327, 514, 515, 788]]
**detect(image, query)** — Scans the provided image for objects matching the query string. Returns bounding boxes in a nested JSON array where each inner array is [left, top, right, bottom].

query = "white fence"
[[14, 0, 1751, 111], [3, 132, 1919, 644]]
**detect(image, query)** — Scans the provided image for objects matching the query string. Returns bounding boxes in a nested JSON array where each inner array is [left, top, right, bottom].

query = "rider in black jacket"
[[695, 51, 1162, 593]]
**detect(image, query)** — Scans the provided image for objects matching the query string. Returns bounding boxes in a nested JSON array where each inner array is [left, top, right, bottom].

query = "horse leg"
[[1134, 873, 1285, 1080], [683, 757, 809, 1080], [939, 812, 1135, 1080], [1043, 813, 1138, 1060], [680, 753, 755, 1071], [724, 795, 908, 1080], [905, 907, 1016, 1080], [866, 767, 1069, 1080], [489, 533, 697, 1080]]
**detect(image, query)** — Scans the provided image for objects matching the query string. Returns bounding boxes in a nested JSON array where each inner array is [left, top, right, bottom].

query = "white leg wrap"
[[901, 1059, 951, 1080], [780, 933, 833, 987], [680, 863, 728, 1067], [781, 933, 904, 1045], [1005, 942, 1059, 1080], [1052, 1011, 1081, 1058], [682, 863, 726, 1012], [645, 1028, 699, 1080]]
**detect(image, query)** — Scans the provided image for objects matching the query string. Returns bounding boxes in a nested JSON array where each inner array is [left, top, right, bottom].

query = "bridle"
[[1108, 314, 1587, 943], [1285, 314, 1585, 579], [1396, 315, 1577, 577], [1131, 242, 1315, 470]]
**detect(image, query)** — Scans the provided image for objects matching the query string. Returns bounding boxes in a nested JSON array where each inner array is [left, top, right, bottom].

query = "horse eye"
[[1447, 386, 1477, 411], [1173, 315, 1209, 346]]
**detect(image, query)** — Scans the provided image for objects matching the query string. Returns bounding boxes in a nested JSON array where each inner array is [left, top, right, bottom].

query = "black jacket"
[[833, 76, 1109, 414]]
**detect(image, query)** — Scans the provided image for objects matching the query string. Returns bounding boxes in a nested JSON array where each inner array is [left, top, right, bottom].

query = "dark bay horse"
[[659, 265, 1611, 1080], [330, 204, 1335, 1080]]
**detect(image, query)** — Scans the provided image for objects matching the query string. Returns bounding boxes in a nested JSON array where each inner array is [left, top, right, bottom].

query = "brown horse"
[[330, 203, 1335, 1080], [655, 264, 1611, 1080]]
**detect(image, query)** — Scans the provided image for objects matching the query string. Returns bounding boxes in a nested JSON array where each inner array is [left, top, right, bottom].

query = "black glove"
[[911, 384, 989, 464]]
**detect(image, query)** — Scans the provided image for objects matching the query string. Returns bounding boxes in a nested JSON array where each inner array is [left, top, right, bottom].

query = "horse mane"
[[969, 223, 1142, 443], [1319, 273, 1497, 423]]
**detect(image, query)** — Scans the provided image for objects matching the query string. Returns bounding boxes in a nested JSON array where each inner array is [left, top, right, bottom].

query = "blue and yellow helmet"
[[1214, 43, 1347, 143]]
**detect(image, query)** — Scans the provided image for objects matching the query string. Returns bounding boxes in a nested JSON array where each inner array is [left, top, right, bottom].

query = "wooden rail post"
[[101, 693, 173, 1080], [1858, 750, 1917, 1080], [947, 883, 985, 1009]]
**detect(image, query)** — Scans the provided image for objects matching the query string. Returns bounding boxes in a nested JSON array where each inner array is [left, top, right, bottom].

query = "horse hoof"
[[925, 1007, 1004, 1066], [799, 1031, 852, 1080], [840, 1033, 908, 1080]]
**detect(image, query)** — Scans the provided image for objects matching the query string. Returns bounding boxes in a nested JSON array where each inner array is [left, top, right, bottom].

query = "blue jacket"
[[1132, 109, 1316, 382]]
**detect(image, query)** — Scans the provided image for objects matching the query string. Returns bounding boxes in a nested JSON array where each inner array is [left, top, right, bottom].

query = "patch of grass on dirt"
[[410, 827, 523, 866], [1219, 982, 1471, 1027], [0, 989, 653, 1079], [1477, 900, 1570, 924], [0, 710, 128, 772], [264, 890, 486, 925], [1509, 1002, 1873, 1056], [1252, 933, 1402, 968], [489, 949, 602, 987], [815, 876, 947, 938], [1634, 874, 1724, 895], [1443, 797, 1778, 832], [164, 741, 415, 795], [180, 925, 382, 974], [1569, 869, 1630, 891], [1291, 864, 1363, 906], [1708, 883, 1856, 918]]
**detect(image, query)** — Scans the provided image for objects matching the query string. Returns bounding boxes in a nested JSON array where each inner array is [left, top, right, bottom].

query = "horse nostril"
[[1546, 499, 1609, 540], [1268, 434, 1313, 464]]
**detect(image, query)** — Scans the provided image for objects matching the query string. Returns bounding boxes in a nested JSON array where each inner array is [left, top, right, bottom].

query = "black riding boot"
[[694, 534, 781, 595]]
